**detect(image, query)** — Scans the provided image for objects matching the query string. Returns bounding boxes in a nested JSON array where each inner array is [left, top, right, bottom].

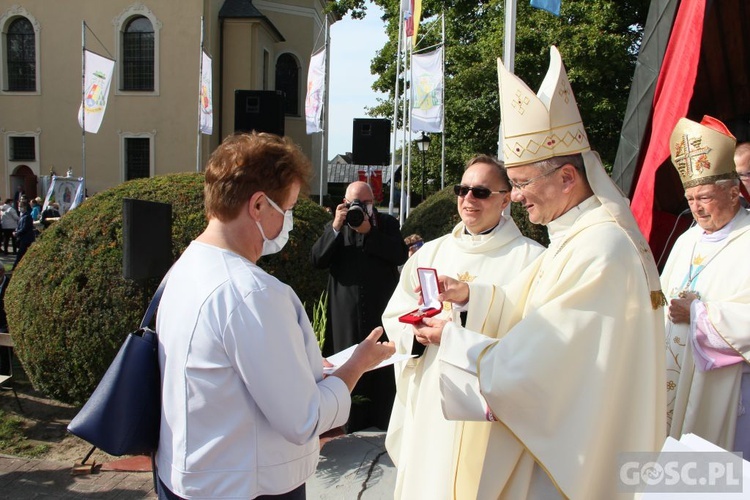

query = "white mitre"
[[496, 46, 665, 308], [498, 46, 590, 167]]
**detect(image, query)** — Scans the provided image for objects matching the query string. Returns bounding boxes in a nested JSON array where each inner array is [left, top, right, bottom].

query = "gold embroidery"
[[456, 271, 476, 283], [673, 134, 713, 179], [692, 253, 705, 266], [511, 89, 531, 115], [557, 81, 571, 104]]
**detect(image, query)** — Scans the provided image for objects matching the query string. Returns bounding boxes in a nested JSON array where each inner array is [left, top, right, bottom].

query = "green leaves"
[[337, 0, 648, 186]]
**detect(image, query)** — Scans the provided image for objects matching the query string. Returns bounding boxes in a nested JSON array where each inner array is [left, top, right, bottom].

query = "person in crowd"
[[0, 266, 9, 377], [734, 141, 750, 206], [155, 132, 395, 500], [41, 202, 61, 229], [29, 197, 42, 221], [12, 202, 35, 270], [662, 116, 750, 457], [1, 199, 18, 255], [383, 154, 544, 499], [403, 234, 423, 257], [0, 266, 9, 333], [12, 186, 23, 213], [310, 181, 408, 432], [412, 47, 665, 499]]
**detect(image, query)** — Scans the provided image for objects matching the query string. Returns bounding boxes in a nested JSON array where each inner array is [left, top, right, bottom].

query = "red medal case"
[[398, 267, 442, 324]]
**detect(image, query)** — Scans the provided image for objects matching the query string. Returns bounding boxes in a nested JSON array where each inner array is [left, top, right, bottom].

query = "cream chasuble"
[[662, 208, 750, 450], [437, 198, 666, 499], [382, 219, 543, 500]]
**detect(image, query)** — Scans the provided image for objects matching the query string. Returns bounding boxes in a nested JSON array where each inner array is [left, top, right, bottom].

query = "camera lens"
[[346, 206, 365, 227]]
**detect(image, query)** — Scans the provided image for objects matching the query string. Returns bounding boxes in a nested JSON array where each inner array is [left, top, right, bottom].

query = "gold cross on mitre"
[[673, 133, 712, 177], [511, 89, 530, 115], [669, 117, 737, 189]]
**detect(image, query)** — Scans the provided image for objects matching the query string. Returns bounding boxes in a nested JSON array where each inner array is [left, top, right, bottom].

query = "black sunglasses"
[[453, 185, 508, 199]]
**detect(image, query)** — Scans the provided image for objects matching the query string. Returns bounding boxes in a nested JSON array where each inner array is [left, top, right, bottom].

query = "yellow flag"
[[413, 0, 422, 42]]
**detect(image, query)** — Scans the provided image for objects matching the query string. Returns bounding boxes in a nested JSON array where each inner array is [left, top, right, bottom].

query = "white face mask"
[[255, 194, 293, 256]]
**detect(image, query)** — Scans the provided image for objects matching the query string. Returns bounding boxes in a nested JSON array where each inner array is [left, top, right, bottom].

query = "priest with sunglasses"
[[413, 47, 666, 499], [382, 154, 544, 500]]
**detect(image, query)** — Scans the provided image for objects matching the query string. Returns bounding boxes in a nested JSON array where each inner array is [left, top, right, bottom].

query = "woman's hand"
[[333, 327, 395, 391]]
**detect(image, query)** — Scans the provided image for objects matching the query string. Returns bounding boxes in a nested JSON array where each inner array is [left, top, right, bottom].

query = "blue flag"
[[530, 0, 560, 16]]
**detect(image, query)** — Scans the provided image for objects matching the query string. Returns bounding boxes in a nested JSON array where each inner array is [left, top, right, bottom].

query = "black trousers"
[[1, 229, 15, 253], [157, 478, 306, 500]]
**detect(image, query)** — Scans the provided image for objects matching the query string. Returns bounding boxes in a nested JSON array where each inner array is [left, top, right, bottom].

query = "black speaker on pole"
[[234, 90, 286, 136], [123, 199, 172, 281], [352, 118, 391, 165]]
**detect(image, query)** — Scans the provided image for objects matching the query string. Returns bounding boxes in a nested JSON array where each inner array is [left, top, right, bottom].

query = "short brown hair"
[[465, 154, 510, 190], [203, 132, 312, 221]]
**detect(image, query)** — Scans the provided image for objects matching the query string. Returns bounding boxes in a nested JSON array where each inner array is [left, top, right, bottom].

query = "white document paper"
[[323, 344, 415, 375], [641, 434, 750, 499]]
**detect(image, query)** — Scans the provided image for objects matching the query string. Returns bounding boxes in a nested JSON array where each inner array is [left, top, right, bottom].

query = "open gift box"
[[398, 267, 442, 324]]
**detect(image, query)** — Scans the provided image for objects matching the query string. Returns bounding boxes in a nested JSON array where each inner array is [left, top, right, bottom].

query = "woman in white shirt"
[[156, 132, 394, 500]]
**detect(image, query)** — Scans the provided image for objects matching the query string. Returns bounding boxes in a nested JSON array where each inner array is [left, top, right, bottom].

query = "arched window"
[[6, 17, 35, 91], [275, 53, 299, 116], [122, 16, 154, 91]]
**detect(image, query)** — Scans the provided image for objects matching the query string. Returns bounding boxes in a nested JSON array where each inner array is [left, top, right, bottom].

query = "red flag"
[[629, 0, 706, 254], [371, 170, 383, 202], [404, 0, 415, 37]]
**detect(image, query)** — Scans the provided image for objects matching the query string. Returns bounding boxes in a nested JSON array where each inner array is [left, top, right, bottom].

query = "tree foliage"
[[6, 174, 330, 404], [333, 0, 649, 191]]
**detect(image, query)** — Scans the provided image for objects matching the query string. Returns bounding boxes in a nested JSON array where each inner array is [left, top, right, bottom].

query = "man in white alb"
[[383, 154, 543, 499], [662, 116, 750, 456]]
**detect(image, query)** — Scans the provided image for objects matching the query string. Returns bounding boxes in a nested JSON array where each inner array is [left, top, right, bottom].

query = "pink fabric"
[[690, 300, 744, 371]]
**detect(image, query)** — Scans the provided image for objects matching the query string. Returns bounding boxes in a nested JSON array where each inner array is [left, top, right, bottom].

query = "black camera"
[[345, 199, 367, 228]]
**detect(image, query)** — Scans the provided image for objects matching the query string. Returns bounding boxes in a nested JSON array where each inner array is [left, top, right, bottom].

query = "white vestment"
[[437, 197, 666, 499], [662, 208, 750, 450], [382, 219, 544, 500]]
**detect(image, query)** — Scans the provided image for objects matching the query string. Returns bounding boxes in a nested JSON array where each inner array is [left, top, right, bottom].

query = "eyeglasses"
[[453, 185, 508, 199], [508, 165, 564, 191]]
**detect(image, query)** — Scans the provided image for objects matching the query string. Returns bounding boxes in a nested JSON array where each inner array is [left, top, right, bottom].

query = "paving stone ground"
[[0, 431, 395, 499]]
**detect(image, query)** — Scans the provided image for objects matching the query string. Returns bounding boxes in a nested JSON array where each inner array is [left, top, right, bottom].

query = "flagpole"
[[319, 16, 330, 206], [499, 0, 517, 161], [390, 9, 404, 219], [405, 39, 412, 220], [196, 17, 204, 173], [81, 21, 86, 196], [440, 12, 446, 190]]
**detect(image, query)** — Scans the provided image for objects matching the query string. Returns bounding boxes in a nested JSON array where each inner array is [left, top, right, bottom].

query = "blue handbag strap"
[[139, 269, 172, 330]]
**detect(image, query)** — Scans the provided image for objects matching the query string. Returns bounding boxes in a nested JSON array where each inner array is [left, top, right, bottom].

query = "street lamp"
[[415, 132, 431, 202]]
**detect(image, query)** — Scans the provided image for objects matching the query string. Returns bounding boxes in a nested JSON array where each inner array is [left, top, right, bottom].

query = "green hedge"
[[402, 186, 549, 246], [5, 173, 329, 404]]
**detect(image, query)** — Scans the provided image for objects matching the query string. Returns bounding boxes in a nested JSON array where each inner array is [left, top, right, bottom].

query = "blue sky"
[[327, 4, 388, 158]]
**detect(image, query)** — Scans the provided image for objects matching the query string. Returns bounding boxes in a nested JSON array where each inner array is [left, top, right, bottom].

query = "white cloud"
[[327, 4, 388, 158]]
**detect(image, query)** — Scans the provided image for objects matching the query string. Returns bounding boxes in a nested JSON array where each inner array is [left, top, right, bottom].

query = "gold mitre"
[[670, 116, 737, 188], [498, 46, 590, 167]]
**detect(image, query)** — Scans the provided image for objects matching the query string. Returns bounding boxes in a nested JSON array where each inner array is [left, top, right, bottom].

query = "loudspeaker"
[[234, 90, 285, 136], [352, 118, 390, 165], [123, 198, 172, 281]]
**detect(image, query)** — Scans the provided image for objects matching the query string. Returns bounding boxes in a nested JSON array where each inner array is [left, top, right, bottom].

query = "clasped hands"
[[413, 275, 469, 346], [668, 291, 699, 324]]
